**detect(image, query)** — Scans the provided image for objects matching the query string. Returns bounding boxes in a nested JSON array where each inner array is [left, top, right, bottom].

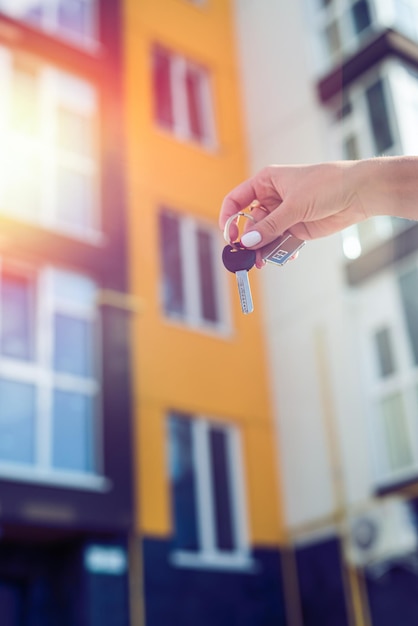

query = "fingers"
[[241, 199, 297, 249], [219, 178, 257, 230]]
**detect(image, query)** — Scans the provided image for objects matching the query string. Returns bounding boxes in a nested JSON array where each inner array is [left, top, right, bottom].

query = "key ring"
[[223, 211, 256, 245]]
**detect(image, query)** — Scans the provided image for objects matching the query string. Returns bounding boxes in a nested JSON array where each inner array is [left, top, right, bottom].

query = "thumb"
[[240, 200, 297, 249]]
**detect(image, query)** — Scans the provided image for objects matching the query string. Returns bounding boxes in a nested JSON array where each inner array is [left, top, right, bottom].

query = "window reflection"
[[0, 379, 35, 464]]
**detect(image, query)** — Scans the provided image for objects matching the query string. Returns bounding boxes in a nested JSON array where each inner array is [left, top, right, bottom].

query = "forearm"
[[352, 156, 418, 221]]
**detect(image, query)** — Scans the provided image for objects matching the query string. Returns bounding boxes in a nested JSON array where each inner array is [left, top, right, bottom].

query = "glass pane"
[[1, 272, 34, 361], [52, 389, 94, 471], [159, 211, 185, 316], [4, 146, 42, 219], [0, 1, 44, 24], [379, 393, 413, 471], [0, 379, 35, 464], [56, 167, 94, 229], [54, 313, 93, 376], [196, 228, 219, 323], [11, 57, 40, 135], [324, 21, 341, 56], [57, 0, 90, 39], [343, 135, 360, 160], [168, 414, 199, 551], [398, 268, 418, 365], [396, 0, 418, 42], [352, 0, 371, 35], [209, 427, 234, 551], [185, 65, 205, 142], [153, 47, 174, 130], [57, 106, 93, 156], [0, 0, 96, 43], [374, 327, 396, 377], [51, 270, 96, 305], [365, 79, 394, 154]]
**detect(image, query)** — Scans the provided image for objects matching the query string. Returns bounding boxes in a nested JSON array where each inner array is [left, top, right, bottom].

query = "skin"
[[219, 156, 418, 268]]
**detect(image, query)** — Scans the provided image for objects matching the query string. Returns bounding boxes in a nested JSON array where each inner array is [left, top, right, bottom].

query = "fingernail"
[[241, 231, 262, 247]]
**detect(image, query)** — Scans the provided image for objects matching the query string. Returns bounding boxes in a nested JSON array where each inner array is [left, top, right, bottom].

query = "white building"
[[233, 1, 418, 624]]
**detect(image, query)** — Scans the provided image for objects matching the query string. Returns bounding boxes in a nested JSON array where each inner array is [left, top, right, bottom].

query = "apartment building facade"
[[0, 2, 133, 625], [124, 1, 288, 624], [233, 0, 418, 625]]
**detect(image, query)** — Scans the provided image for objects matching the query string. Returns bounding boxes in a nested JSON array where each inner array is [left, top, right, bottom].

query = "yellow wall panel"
[[125, 0, 286, 549]]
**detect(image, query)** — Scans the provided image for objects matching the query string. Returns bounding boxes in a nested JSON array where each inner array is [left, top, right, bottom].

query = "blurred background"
[[0, 0, 418, 625]]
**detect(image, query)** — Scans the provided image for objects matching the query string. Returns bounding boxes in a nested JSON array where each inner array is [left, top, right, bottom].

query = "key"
[[261, 232, 306, 266], [222, 245, 256, 314]]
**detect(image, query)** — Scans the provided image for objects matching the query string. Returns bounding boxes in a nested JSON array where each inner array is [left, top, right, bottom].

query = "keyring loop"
[[223, 211, 256, 245], [249, 200, 269, 214]]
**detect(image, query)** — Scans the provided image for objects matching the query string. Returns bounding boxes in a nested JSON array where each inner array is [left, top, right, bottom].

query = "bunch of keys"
[[222, 202, 306, 314]]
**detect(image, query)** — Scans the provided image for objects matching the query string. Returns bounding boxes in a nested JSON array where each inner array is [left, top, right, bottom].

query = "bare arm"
[[219, 156, 418, 250]]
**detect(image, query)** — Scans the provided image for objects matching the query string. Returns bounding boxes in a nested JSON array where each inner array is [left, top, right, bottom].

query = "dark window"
[[185, 65, 205, 142], [209, 427, 234, 551], [168, 414, 199, 551], [159, 210, 223, 328], [398, 268, 418, 365], [152, 47, 174, 130], [343, 135, 360, 160], [352, 0, 372, 34], [159, 211, 185, 316], [151, 44, 214, 146], [374, 327, 396, 377], [197, 228, 219, 323], [365, 79, 394, 154]]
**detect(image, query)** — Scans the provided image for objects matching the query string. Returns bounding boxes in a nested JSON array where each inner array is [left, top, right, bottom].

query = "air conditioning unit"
[[344, 496, 417, 569]]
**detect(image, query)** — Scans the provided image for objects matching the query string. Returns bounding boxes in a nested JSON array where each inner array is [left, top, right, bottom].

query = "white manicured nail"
[[241, 231, 262, 247]]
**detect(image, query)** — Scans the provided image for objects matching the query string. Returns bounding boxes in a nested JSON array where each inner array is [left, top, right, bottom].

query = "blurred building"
[[124, 0, 288, 624], [0, 2, 133, 625], [233, 0, 418, 624]]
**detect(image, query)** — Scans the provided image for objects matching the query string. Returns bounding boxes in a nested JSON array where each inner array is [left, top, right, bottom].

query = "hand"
[[219, 161, 370, 253]]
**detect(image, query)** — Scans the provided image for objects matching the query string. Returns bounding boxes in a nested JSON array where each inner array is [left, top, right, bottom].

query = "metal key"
[[222, 245, 256, 314]]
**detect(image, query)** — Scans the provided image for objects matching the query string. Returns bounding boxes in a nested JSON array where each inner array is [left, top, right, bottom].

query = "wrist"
[[353, 156, 418, 220]]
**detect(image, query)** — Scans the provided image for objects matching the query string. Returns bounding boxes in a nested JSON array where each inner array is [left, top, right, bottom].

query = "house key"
[[222, 245, 256, 314]]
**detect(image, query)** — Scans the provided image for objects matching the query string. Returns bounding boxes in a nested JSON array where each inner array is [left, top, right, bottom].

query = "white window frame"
[[169, 415, 255, 572], [154, 46, 217, 150], [305, 0, 378, 73], [159, 210, 231, 335], [0, 0, 99, 50], [306, 0, 418, 74], [355, 260, 418, 488], [0, 45, 101, 242], [0, 259, 106, 490], [328, 63, 414, 258]]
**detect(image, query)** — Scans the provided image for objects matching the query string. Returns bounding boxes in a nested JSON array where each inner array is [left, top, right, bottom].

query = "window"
[[0, 0, 98, 49], [152, 45, 216, 148], [0, 261, 101, 485], [357, 266, 418, 487], [394, 0, 418, 43], [365, 79, 394, 154], [374, 327, 396, 378], [0, 47, 99, 238], [158, 209, 229, 331], [311, 0, 375, 70], [331, 67, 412, 258], [398, 268, 418, 365], [167, 413, 252, 570]]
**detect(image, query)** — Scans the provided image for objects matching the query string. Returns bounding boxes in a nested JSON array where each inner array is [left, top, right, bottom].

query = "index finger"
[[219, 178, 257, 230]]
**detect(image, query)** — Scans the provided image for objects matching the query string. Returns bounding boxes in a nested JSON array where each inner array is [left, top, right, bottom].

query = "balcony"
[[311, 0, 418, 76]]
